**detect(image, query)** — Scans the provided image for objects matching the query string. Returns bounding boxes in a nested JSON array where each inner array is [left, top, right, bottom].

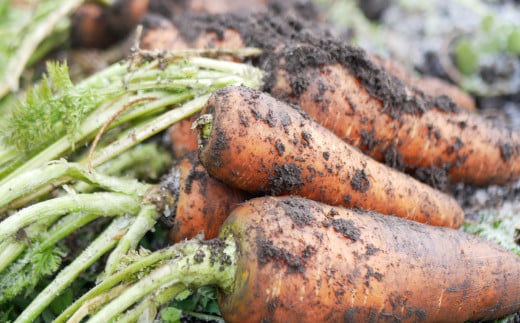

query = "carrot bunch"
[[58, 3, 520, 322], [142, 10, 520, 187]]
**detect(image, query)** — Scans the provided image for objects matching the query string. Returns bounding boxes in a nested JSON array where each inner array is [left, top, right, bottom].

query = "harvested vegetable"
[[194, 86, 464, 228], [164, 152, 248, 243], [138, 11, 520, 186], [370, 54, 476, 111], [266, 43, 520, 186], [168, 115, 200, 158], [66, 196, 520, 322]]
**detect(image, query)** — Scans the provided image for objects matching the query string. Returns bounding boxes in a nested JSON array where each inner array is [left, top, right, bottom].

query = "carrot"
[[163, 152, 248, 243], [137, 12, 520, 185], [370, 54, 476, 112], [85, 195, 520, 322], [71, 0, 149, 48], [71, 3, 115, 48], [216, 196, 520, 322], [194, 86, 463, 228], [266, 43, 520, 186], [168, 115, 200, 158]]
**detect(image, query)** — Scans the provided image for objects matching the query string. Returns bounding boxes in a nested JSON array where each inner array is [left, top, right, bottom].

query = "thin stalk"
[[88, 95, 210, 167], [189, 57, 265, 87], [15, 216, 134, 323], [74, 143, 171, 192], [68, 284, 130, 323], [136, 47, 263, 62], [0, 239, 25, 273], [117, 283, 187, 323], [0, 192, 142, 242], [124, 75, 245, 92], [103, 204, 160, 276], [0, 210, 124, 276], [86, 235, 237, 322], [0, 161, 150, 210], [107, 91, 193, 127], [183, 310, 225, 323], [0, 0, 84, 98], [55, 243, 185, 322]]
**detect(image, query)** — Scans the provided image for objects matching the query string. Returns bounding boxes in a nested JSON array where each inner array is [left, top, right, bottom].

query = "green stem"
[[189, 57, 264, 88], [15, 216, 134, 323], [55, 243, 185, 322], [183, 310, 225, 323], [0, 161, 150, 210], [0, 192, 142, 242], [0, 211, 106, 275], [0, 239, 25, 273], [68, 284, 130, 323], [74, 143, 172, 192], [0, 0, 84, 98], [116, 283, 187, 323], [103, 204, 160, 276], [86, 235, 237, 322], [89, 95, 210, 167]]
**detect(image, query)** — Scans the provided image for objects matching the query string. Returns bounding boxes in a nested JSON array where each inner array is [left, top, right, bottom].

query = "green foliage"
[[0, 242, 66, 304], [507, 28, 520, 54], [164, 286, 222, 322], [161, 307, 182, 323], [463, 207, 520, 257], [3, 62, 113, 156], [455, 40, 479, 75]]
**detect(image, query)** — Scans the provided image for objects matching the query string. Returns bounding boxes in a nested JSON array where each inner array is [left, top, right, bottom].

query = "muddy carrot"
[[217, 196, 520, 322], [370, 54, 476, 112], [83, 196, 520, 322], [162, 152, 248, 242], [137, 12, 518, 185], [194, 86, 464, 228], [266, 43, 520, 186], [71, 0, 149, 48], [168, 115, 200, 158]]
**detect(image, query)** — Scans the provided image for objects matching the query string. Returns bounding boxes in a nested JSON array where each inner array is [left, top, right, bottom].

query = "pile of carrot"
[[137, 9, 520, 187], [68, 1, 520, 321]]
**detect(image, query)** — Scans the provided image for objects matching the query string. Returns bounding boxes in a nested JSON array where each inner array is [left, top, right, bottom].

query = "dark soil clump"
[[268, 163, 304, 194], [278, 198, 316, 227], [256, 233, 305, 273], [162, 8, 460, 120]]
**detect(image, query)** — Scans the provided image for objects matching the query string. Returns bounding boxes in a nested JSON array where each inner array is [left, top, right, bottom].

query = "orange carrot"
[[266, 43, 520, 186], [194, 86, 464, 228], [136, 12, 519, 185], [71, 0, 149, 48], [370, 54, 476, 112], [216, 196, 520, 322], [168, 115, 200, 158], [162, 152, 248, 242]]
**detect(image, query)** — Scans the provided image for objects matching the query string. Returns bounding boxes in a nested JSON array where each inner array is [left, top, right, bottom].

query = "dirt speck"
[[256, 232, 305, 273], [279, 198, 316, 227], [414, 166, 449, 190], [500, 143, 514, 162], [329, 218, 360, 241], [275, 141, 285, 156], [268, 163, 304, 194], [351, 169, 370, 193]]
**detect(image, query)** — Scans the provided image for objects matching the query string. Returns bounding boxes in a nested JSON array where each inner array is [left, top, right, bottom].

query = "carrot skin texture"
[[197, 86, 464, 228], [218, 196, 520, 323], [370, 55, 476, 112], [137, 12, 519, 185], [268, 51, 520, 186], [168, 115, 200, 158], [167, 152, 248, 242]]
